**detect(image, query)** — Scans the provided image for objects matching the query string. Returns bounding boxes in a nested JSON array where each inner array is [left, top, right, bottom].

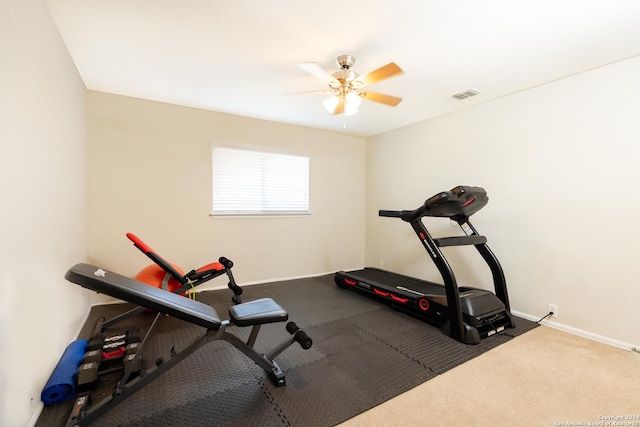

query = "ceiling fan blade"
[[357, 62, 404, 87], [362, 91, 403, 107], [297, 62, 339, 85]]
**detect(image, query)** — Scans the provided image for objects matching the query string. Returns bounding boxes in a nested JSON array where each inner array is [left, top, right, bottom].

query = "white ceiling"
[[46, 0, 640, 137]]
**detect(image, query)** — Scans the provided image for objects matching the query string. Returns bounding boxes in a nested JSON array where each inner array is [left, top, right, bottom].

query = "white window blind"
[[212, 147, 309, 215]]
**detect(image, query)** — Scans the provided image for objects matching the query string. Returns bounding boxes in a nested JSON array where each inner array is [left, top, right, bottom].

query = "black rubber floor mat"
[[36, 274, 537, 427]]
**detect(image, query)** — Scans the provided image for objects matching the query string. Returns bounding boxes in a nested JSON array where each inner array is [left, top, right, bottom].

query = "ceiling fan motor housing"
[[336, 55, 356, 69]]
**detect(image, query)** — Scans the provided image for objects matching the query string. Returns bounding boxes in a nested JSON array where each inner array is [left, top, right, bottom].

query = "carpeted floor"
[[340, 325, 640, 426], [36, 274, 536, 427]]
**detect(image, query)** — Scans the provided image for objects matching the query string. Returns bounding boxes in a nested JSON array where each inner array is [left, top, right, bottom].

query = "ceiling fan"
[[297, 55, 404, 116]]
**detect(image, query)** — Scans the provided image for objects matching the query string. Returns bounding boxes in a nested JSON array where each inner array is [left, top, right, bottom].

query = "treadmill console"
[[424, 186, 488, 218]]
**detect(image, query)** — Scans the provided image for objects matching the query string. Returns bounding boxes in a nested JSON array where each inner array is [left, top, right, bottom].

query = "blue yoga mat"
[[41, 339, 88, 405]]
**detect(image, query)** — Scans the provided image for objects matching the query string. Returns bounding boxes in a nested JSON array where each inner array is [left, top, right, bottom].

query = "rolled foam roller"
[[285, 322, 299, 334], [41, 339, 88, 405], [294, 330, 313, 349]]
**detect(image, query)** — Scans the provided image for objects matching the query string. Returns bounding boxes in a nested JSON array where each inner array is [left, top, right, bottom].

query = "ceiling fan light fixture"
[[323, 92, 362, 116], [323, 95, 340, 113], [345, 92, 362, 108], [343, 102, 359, 116]]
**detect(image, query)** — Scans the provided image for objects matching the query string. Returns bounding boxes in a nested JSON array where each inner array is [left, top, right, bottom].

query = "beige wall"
[[87, 91, 366, 300], [0, 1, 89, 426], [366, 56, 640, 349]]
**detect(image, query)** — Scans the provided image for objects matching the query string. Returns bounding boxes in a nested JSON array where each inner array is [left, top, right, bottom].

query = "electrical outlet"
[[548, 304, 558, 318], [379, 260, 384, 268]]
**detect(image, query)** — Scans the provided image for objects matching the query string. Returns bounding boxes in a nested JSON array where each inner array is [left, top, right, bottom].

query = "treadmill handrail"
[[379, 204, 428, 222]]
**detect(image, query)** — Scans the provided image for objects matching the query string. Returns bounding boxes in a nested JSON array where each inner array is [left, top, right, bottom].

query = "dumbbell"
[[76, 361, 100, 388], [76, 345, 141, 389], [122, 348, 142, 376], [86, 328, 140, 352], [76, 331, 142, 389], [81, 328, 140, 371]]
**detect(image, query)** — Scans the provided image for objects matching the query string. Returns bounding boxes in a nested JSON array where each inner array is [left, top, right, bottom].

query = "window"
[[212, 146, 309, 216]]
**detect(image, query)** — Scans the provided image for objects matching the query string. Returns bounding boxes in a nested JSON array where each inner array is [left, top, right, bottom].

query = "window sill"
[[209, 212, 311, 219]]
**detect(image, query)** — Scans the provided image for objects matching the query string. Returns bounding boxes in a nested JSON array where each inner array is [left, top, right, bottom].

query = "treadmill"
[[335, 185, 515, 344]]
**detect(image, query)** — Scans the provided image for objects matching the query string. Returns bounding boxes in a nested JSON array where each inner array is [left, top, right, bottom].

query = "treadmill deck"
[[343, 267, 447, 298]]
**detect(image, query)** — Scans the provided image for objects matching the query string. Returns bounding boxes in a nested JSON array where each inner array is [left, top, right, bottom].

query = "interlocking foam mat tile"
[[36, 274, 537, 427]]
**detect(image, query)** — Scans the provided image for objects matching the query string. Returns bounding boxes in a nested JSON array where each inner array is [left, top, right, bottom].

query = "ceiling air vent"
[[451, 89, 482, 100]]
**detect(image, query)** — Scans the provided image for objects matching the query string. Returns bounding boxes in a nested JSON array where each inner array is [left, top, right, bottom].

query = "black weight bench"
[[64, 263, 312, 427]]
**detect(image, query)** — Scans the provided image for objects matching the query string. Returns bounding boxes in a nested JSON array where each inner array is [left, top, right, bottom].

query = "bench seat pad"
[[229, 298, 288, 326]]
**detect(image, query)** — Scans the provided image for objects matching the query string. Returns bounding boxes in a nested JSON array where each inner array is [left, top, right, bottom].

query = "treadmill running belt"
[[342, 267, 446, 296]]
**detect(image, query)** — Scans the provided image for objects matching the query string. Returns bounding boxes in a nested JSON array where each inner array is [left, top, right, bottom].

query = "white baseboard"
[[27, 403, 44, 427], [239, 270, 337, 287], [75, 304, 93, 335], [511, 310, 639, 352], [186, 270, 340, 292]]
